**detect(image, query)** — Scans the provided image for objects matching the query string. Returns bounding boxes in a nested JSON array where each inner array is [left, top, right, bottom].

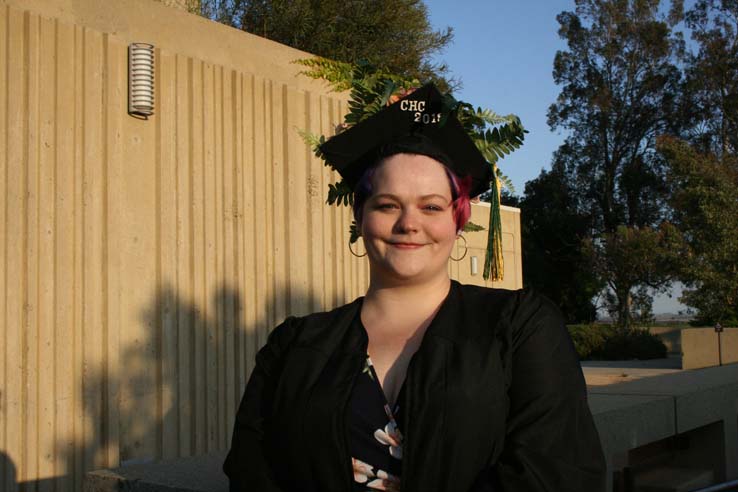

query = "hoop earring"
[[450, 235, 468, 262], [349, 238, 367, 258]]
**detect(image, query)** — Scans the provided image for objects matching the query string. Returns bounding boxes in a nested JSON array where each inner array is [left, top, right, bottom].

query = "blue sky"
[[424, 0, 571, 194], [423, 0, 686, 315]]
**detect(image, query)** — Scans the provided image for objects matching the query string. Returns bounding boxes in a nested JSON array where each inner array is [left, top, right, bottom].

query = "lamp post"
[[714, 322, 723, 366]]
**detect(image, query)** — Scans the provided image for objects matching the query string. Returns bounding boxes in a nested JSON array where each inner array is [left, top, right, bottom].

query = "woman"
[[223, 84, 606, 492]]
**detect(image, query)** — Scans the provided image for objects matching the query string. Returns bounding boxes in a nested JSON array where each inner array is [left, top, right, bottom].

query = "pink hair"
[[448, 170, 472, 233]]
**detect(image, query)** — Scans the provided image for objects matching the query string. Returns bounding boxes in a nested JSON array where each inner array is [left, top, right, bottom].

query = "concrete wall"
[[682, 328, 738, 370], [0, 0, 524, 490]]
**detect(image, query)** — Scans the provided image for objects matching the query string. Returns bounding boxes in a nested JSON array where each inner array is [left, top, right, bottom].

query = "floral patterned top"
[[349, 354, 405, 492]]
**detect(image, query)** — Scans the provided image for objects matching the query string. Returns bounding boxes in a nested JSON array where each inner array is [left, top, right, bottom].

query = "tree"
[[682, 0, 738, 157], [518, 159, 603, 323], [547, 0, 685, 328], [583, 223, 684, 325], [651, 1, 738, 325], [659, 137, 738, 325], [200, 0, 455, 89]]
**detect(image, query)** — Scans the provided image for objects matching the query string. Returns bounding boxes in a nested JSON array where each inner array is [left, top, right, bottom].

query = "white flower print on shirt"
[[374, 403, 403, 459], [352, 458, 401, 491]]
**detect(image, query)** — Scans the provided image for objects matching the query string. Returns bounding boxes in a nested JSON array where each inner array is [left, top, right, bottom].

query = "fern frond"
[[496, 170, 515, 194], [293, 57, 354, 92], [463, 221, 486, 233], [295, 127, 326, 160], [349, 221, 361, 244], [475, 108, 509, 126], [326, 180, 354, 206]]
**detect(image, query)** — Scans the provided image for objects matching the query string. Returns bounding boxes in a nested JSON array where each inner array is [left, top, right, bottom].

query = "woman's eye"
[[424, 204, 444, 212], [376, 202, 398, 210]]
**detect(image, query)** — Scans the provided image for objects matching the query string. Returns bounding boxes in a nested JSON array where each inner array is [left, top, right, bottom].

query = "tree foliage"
[[518, 160, 603, 323], [549, 0, 684, 232], [583, 223, 685, 326], [545, 0, 685, 328], [681, 0, 738, 157], [659, 137, 738, 325], [199, 0, 456, 89], [653, 0, 738, 324]]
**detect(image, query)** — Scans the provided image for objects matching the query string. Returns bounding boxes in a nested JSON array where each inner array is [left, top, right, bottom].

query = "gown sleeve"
[[480, 289, 606, 492], [223, 316, 299, 492]]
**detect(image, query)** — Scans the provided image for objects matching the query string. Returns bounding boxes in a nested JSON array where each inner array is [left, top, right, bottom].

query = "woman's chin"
[[371, 262, 446, 285]]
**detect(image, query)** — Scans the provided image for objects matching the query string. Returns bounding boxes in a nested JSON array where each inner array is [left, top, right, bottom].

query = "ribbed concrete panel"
[[0, 4, 6, 488], [0, 3, 7, 490], [0, 2, 522, 490]]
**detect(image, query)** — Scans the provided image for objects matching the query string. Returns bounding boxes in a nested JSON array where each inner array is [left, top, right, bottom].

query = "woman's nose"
[[394, 207, 419, 233]]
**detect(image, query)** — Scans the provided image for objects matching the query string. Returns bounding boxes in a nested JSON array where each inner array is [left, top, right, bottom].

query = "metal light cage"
[[128, 43, 155, 116]]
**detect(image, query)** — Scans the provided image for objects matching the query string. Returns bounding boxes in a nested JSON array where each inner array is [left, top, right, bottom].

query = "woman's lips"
[[389, 242, 424, 249]]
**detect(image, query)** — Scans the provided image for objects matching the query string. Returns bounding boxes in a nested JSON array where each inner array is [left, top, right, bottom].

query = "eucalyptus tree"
[[681, 0, 738, 157], [658, 0, 738, 324], [548, 0, 685, 328]]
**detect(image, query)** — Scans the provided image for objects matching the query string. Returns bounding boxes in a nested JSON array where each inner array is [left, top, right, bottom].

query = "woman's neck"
[[362, 275, 451, 330]]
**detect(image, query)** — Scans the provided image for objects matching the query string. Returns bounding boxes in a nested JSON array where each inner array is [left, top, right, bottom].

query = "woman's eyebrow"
[[371, 193, 451, 201], [419, 194, 452, 201], [370, 193, 400, 200]]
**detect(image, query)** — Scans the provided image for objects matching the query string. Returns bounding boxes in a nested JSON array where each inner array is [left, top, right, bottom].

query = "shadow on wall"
[[46, 283, 318, 492], [1, 450, 17, 491]]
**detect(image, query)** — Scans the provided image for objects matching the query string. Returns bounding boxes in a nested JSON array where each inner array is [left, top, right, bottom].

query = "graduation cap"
[[318, 83, 493, 198]]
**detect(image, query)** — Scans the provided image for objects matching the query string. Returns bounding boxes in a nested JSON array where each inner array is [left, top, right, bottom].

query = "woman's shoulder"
[[454, 281, 557, 315], [456, 281, 559, 313], [266, 297, 363, 350], [454, 282, 564, 340]]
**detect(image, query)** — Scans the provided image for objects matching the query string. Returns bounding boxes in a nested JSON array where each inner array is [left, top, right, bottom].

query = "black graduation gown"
[[223, 281, 606, 492]]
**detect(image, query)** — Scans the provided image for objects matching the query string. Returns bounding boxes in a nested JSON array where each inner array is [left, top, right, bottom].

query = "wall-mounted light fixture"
[[128, 43, 155, 117]]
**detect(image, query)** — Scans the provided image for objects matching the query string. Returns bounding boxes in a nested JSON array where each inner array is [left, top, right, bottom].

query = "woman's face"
[[360, 153, 458, 285]]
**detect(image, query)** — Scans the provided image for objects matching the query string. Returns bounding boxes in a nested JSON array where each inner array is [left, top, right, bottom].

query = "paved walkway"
[[581, 356, 682, 386]]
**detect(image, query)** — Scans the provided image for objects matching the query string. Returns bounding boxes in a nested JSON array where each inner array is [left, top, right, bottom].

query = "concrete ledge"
[[589, 363, 738, 492], [84, 452, 228, 492], [588, 363, 738, 432], [590, 394, 676, 457]]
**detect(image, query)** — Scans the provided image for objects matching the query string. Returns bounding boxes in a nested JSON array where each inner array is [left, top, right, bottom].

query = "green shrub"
[[566, 324, 667, 360], [602, 328, 668, 360], [567, 324, 612, 359]]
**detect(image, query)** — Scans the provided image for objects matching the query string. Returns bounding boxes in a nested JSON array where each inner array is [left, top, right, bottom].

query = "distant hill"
[[652, 313, 695, 323], [595, 312, 695, 324]]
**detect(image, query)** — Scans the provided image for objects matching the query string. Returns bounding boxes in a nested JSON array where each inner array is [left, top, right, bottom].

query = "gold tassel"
[[483, 168, 504, 281]]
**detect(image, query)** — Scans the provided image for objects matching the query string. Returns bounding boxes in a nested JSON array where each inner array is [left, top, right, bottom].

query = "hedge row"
[[566, 324, 668, 360]]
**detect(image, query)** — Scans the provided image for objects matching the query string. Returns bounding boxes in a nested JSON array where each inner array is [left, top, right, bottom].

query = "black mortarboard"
[[319, 83, 493, 197]]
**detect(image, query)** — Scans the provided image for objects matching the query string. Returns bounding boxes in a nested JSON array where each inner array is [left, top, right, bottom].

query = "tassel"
[[483, 168, 504, 281]]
